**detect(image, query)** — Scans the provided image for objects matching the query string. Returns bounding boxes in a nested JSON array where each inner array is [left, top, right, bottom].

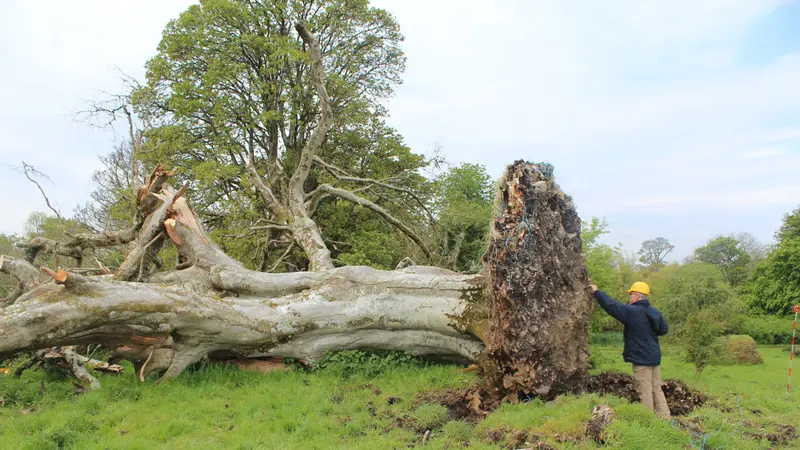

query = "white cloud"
[[741, 147, 791, 159]]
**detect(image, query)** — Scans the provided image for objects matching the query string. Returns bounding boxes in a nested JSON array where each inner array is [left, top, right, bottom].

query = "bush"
[[712, 335, 763, 365], [314, 350, 421, 378], [726, 315, 796, 345], [647, 263, 740, 326], [679, 310, 724, 375]]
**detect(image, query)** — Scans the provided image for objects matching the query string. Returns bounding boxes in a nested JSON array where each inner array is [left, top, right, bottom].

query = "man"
[[589, 281, 671, 419]]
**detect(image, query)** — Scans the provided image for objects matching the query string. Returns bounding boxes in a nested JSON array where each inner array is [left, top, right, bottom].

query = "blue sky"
[[1, 0, 799, 260]]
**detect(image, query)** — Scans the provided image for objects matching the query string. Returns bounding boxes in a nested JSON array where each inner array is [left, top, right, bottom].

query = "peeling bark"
[[0, 265, 485, 380]]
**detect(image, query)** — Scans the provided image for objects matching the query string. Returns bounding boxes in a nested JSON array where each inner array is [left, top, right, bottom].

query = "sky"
[[1, 1, 799, 260]]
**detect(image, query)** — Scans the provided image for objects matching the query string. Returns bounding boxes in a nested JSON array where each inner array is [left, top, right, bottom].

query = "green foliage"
[[679, 310, 724, 375], [0, 233, 24, 297], [745, 208, 800, 314], [726, 314, 796, 345], [776, 206, 800, 243], [582, 218, 638, 333], [129, 0, 430, 271], [337, 230, 403, 270], [314, 350, 421, 379], [693, 236, 752, 286], [582, 218, 634, 300], [646, 263, 740, 326], [432, 163, 494, 273]]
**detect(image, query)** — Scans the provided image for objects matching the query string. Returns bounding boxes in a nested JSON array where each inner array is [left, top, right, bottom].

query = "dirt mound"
[[587, 372, 707, 416]]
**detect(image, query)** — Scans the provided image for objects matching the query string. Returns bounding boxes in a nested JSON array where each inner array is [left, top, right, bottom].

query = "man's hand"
[[589, 284, 598, 293]]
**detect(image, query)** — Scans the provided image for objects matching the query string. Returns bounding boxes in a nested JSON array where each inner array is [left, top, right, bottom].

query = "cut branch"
[[18, 163, 174, 267]]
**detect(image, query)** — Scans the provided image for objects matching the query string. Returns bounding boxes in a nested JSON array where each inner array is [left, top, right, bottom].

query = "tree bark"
[[0, 265, 485, 378]]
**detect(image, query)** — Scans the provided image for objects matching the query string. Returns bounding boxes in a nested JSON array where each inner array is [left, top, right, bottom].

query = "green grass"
[[1, 341, 797, 449]]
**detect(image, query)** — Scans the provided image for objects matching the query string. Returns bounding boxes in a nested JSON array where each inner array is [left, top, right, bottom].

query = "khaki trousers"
[[633, 365, 671, 419]]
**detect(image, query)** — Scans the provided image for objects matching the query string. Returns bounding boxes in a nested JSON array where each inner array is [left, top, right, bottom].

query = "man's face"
[[628, 292, 639, 304]]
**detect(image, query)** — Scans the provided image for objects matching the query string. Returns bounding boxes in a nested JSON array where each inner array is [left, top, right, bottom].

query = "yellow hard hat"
[[627, 281, 651, 296]]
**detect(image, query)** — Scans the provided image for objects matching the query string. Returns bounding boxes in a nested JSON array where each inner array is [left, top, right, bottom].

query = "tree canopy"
[[746, 207, 800, 314], [129, 0, 435, 272], [693, 236, 751, 287], [637, 237, 674, 269]]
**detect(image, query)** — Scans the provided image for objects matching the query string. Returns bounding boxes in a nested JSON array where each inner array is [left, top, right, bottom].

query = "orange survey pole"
[[789, 305, 799, 393]]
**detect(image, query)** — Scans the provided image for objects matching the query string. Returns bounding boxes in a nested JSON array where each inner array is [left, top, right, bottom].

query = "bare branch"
[[315, 184, 432, 260], [269, 242, 296, 273], [311, 156, 435, 222], [245, 159, 283, 214], [20, 161, 62, 219], [1, 284, 25, 307], [17, 225, 140, 265]]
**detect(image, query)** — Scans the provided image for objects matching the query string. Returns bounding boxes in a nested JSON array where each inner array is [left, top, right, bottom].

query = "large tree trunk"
[[0, 160, 593, 399]]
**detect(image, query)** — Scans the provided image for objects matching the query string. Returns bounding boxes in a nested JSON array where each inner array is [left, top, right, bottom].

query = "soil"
[[587, 371, 708, 416]]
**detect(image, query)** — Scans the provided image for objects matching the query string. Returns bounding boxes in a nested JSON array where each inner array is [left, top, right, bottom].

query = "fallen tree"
[[0, 158, 591, 396], [0, 24, 593, 400]]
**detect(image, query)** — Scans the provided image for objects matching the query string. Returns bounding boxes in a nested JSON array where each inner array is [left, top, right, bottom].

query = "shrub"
[[679, 310, 724, 376], [314, 350, 421, 378], [712, 335, 763, 365], [726, 315, 795, 345]]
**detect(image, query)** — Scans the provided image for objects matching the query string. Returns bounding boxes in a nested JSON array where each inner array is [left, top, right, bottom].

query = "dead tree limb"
[[21, 161, 63, 219]]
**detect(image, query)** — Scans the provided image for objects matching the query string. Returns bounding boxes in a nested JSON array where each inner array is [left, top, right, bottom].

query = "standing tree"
[[132, 0, 431, 273], [693, 236, 751, 287], [637, 237, 674, 270], [746, 207, 800, 314], [730, 232, 767, 273]]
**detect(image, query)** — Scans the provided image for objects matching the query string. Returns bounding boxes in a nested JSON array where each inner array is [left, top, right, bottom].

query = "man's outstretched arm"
[[589, 285, 631, 325]]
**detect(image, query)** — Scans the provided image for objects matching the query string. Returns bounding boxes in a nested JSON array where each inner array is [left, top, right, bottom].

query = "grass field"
[[0, 341, 797, 449]]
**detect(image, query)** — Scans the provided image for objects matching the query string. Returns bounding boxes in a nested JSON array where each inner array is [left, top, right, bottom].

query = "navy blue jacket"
[[594, 291, 669, 366]]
